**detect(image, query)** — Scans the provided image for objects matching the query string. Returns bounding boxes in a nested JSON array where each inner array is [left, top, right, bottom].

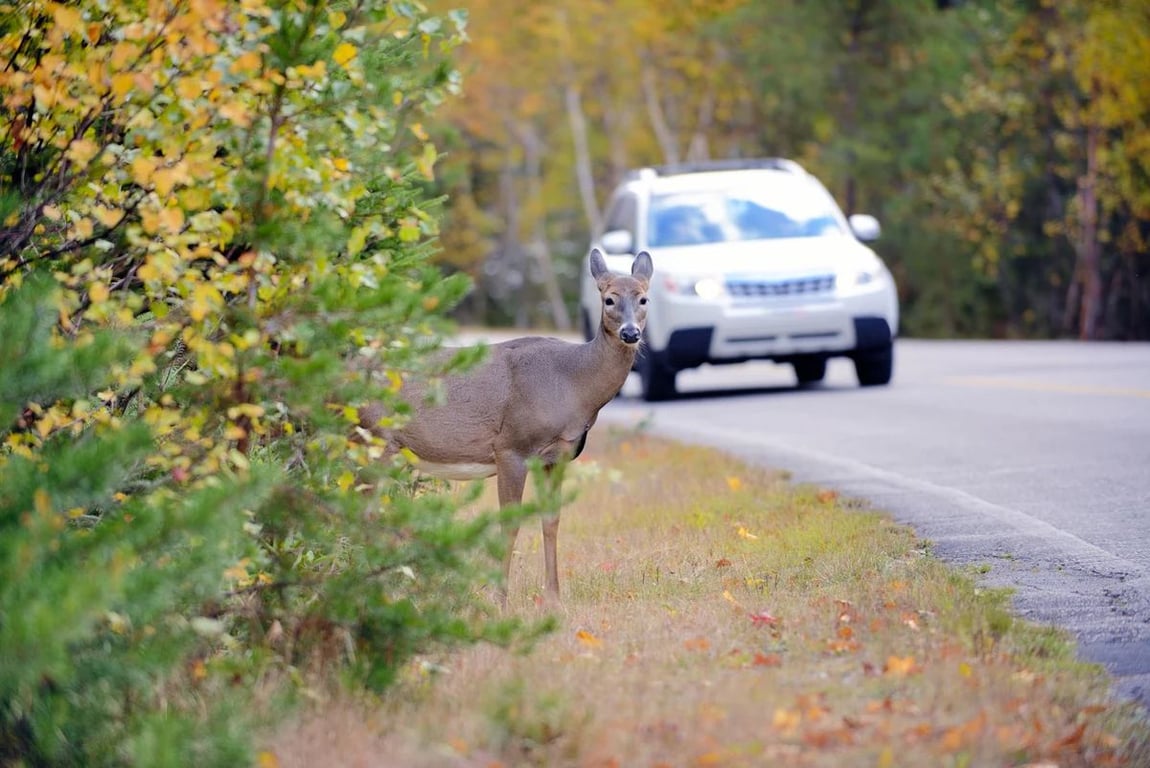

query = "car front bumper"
[[649, 283, 896, 368]]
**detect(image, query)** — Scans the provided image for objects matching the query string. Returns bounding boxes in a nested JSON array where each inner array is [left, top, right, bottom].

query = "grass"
[[266, 429, 1150, 767]]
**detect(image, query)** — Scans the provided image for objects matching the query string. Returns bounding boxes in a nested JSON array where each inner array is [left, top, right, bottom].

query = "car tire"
[[639, 347, 677, 402], [792, 356, 827, 386], [853, 343, 893, 387]]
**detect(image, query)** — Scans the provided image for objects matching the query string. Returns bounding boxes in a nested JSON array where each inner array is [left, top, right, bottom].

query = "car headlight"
[[663, 275, 727, 299], [854, 264, 885, 286]]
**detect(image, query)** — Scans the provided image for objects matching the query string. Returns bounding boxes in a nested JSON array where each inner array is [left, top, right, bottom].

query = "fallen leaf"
[[576, 630, 602, 648], [684, 636, 711, 652], [736, 525, 758, 540], [772, 707, 801, 733], [749, 610, 779, 627], [753, 652, 782, 667], [715, 557, 732, 568], [884, 655, 917, 677]]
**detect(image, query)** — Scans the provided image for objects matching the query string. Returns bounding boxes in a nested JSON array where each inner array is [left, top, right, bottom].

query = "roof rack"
[[625, 157, 806, 181]]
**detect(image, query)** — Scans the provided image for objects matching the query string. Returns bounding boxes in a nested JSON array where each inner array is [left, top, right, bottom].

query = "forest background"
[[431, 0, 1150, 341]]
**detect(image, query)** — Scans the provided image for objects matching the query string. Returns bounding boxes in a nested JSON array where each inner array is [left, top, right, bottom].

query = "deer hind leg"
[[540, 462, 568, 602], [496, 453, 529, 607]]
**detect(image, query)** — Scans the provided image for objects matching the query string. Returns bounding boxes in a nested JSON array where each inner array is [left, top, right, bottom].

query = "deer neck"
[[575, 326, 639, 410]]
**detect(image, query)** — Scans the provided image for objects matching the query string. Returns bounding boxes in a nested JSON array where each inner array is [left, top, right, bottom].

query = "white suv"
[[579, 159, 899, 401]]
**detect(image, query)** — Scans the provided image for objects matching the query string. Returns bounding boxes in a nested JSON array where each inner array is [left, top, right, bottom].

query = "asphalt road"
[[598, 339, 1150, 709]]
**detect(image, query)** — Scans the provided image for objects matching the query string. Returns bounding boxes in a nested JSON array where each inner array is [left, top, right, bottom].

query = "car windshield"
[[647, 181, 847, 248]]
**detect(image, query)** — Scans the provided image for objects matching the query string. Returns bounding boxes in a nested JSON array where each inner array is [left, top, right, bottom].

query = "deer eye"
[[639, 297, 648, 305], [604, 297, 615, 306]]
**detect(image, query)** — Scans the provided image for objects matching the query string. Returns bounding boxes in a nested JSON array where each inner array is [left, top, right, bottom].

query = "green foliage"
[[0, 278, 276, 766], [1, 0, 550, 763]]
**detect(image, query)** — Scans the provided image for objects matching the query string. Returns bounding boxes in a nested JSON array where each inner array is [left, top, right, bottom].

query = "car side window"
[[603, 194, 636, 237]]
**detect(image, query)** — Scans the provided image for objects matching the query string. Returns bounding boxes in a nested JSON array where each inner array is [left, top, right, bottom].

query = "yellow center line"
[[947, 376, 1150, 399]]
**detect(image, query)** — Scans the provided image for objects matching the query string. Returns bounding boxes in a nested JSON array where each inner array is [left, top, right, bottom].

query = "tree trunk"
[[641, 60, 680, 166], [564, 82, 602, 237], [1077, 76, 1102, 341], [601, 83, 631, 182], [517, 121, 573, 331], [498, 141, 528, 327]]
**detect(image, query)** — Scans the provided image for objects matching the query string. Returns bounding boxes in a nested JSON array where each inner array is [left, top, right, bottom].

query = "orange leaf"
[[752, 652, 782, 667], [684, 637, 710, 652], [772, 707, 801, 733], [715, 557, 732, 568], [884, 655, 917, 677], [576, 629, 601, 648]]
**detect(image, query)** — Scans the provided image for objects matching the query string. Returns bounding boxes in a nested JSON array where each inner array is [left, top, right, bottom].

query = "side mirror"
[[849, 214, 881, 243], [600, 229, 634, 255]]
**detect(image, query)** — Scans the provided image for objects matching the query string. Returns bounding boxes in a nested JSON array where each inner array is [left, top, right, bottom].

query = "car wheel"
[[853, 343, 893, 387], [792, 356, 827, 386], [639, 348, 677, 402]]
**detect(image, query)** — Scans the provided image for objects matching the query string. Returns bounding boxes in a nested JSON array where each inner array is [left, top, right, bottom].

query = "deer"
[[381, 249, 653, 605]]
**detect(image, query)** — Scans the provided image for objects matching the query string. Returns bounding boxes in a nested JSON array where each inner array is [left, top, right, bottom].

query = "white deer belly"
[[415, 460, 498, 481]]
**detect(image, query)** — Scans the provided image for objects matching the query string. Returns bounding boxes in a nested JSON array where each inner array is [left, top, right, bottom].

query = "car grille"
[[726, 274, 836, 299]]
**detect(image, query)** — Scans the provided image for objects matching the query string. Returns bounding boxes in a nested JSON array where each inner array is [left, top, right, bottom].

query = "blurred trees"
[[434, 0, 1150, 340]]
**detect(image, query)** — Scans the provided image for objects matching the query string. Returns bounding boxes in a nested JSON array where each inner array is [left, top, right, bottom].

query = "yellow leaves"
[[218, 100, 252, 127], [332, 42, 358, 68], [66, 139, 100, 167], [153, 163, 190, 197], [229, 50, 263, 75], [414, 141, 438, 181], [188, 282, 223, 322], [293, 60, 327, 80], [94, 206, 124, 229], [176, 77, 205, 100], [111, 73, 136, 102], [725, 475, 742, 492], [131, 156, 157, 187], [89, 282, 110, 304], [52, 3, 84, 35], [140, 206, 184, 236], [736, 525, 757, 540]]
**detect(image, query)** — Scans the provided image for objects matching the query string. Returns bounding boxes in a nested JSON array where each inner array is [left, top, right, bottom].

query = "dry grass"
[[267, 429, 1150, 768]]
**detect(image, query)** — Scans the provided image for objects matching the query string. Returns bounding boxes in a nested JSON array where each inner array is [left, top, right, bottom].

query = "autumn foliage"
[[0, 1, 538, 763]]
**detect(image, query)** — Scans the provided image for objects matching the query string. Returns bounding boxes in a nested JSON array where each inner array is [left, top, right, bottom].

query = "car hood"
[[603, 236, 880, 279]]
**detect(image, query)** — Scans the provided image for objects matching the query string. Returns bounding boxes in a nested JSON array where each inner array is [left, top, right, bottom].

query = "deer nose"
[[620, 325, 642, 344]]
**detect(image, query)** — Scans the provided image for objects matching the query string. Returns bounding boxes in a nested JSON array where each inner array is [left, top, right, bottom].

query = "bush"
[[1, 1, 543, 763]]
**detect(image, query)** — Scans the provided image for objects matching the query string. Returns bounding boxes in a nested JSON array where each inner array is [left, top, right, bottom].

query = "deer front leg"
[[496, 453, 528, 607]]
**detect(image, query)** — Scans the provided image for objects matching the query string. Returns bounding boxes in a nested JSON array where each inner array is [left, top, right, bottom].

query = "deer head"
[[590, 248, 653, 345]]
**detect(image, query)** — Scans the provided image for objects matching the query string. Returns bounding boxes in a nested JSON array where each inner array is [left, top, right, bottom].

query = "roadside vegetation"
[[270, 431, 1150, 767], [1, 2, 548, 764]]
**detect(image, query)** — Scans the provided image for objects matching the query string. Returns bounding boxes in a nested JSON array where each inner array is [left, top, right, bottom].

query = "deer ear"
[[589, 248, 608, 281], [632, 251, 654, 281]]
